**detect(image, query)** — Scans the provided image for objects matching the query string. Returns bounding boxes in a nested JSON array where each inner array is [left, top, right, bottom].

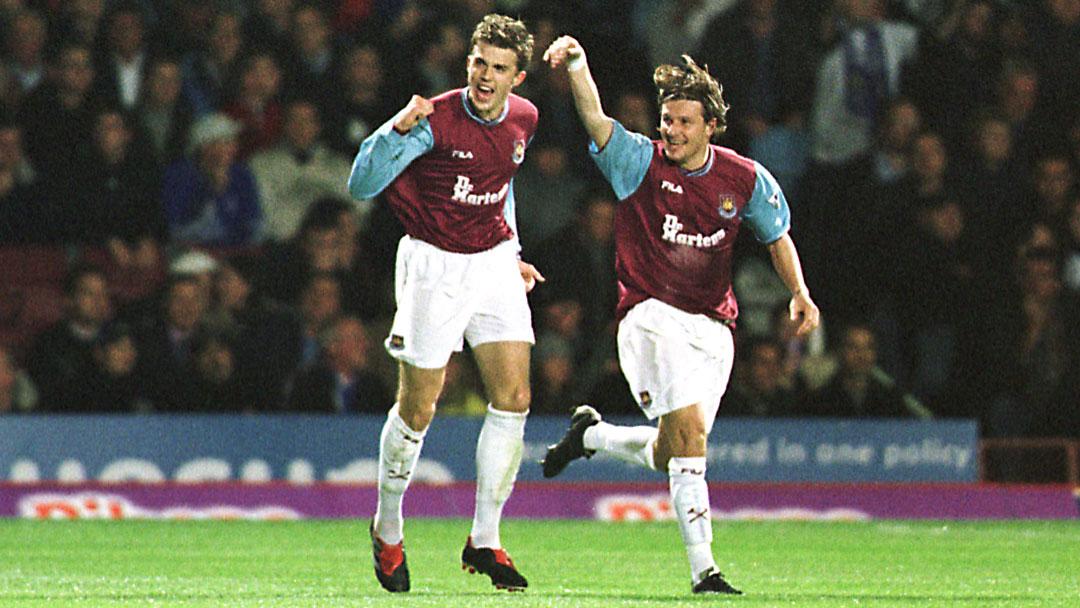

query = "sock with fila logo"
[[374, 404, 426, 544], [668, 456, 717, 583]]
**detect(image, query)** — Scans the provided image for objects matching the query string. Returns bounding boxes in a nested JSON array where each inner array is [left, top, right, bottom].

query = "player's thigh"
[[471, 340, 531, 412], [617, 299, 734, 429], [385, 237, 474, 369]]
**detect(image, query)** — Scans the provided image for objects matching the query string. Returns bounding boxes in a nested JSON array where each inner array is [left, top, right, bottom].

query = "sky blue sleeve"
[[740, 161, 791, 244], [347, 116, 434, 200], [588, 119, 653, 200], [503, 178, 521, 253]]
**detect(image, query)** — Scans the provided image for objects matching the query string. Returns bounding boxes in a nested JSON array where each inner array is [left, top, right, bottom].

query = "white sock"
[[582, 421, 658, 470], [470, 405, 527, 548], [668, 456, 717, 583], [374, 404, 426, 544]]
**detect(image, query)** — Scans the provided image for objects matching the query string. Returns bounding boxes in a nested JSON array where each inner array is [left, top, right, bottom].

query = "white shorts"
[[385, 236, 534, 369], [617, 298, 734, 432]]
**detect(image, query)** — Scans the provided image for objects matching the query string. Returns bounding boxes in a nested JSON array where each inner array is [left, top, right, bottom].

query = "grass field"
[[1, 518, 1078, 607]]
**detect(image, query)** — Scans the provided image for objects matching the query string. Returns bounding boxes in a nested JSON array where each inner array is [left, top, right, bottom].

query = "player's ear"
[[512, 70, 526, 88]]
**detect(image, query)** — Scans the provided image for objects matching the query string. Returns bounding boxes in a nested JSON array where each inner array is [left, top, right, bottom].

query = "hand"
[[789, 291, 820, 337], [518, 260, 545, 293], [542, 35, 585, 70], [393, 95, 434, 133]]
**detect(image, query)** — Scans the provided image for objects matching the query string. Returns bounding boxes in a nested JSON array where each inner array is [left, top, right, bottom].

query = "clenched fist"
[[393, 95, 435, 133]]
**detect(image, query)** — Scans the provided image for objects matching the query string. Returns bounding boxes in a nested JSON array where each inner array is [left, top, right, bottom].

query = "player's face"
[[659, 100, 716, 171], [466, 42, 525, 121]]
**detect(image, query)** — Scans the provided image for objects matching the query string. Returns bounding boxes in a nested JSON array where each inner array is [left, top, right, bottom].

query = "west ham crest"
[[512, 139, 526, 164], [718, 195, 737, 219]]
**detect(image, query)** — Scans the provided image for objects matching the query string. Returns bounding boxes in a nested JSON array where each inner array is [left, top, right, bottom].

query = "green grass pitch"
[[1, 518, 1078, 607]]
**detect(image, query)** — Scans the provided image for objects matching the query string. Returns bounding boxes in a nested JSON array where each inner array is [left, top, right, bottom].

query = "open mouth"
[[473, 84, 495, 103]]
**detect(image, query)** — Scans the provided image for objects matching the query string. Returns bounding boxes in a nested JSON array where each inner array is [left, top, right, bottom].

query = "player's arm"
[[767, 234, 819, 336], [347, 95, 435, 200], [543, 36, 613, 149], [741, 162, 819, 336]]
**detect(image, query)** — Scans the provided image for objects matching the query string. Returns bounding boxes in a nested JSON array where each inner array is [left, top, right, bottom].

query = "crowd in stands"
[[1, 0, 1078, 439]]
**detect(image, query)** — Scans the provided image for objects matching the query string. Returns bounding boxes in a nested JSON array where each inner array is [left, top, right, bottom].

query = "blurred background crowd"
[[0, 0, 1078, 440]]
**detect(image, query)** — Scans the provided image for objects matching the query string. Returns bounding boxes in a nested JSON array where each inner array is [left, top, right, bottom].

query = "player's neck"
[[676, 146, 711, 173]]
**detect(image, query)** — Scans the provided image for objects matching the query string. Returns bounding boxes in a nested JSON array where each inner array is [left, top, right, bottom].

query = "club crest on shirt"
[[718, 194, 737, 219], [639, 391, 652, 407], [389, 335, 405, 350], [512, 139, 526, 164]]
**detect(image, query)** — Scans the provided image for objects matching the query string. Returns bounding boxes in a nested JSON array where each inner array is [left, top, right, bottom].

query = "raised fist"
[[394, 95, 435, 133]]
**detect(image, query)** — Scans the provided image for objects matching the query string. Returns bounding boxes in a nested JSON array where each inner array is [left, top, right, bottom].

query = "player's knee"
[[490, 383, 531, 414], [396, 398, 436, 431]]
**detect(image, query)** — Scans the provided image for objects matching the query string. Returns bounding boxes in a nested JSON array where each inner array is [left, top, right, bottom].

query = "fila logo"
[[661, 180, 684, 194], [452, 149, 474, 159]]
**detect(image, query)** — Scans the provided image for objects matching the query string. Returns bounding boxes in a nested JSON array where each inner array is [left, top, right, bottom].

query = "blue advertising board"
[[0, 415, 979, 483]]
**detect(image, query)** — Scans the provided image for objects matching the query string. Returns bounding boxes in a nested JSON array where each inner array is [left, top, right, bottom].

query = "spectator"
[[17, 43, 98, 188], [187, 326, 252, 412], [904, 0, 1000, 146], [69, 107, 164, 260], [1030, 153, 1075, 224], [50, 0, 106, 48], [265, 196, 388, 321], [890, 195, 974, 413], [79, 321, 145, 412], [295, 271, 342, 370], [222, 51, 284, 159], [513, 140, 587, 250], [3, 9, 48, 106], [414, 19, 468, 97], [973, 233, 1080, 437], [0, 119, 49, 243], [181, 10, 244, 117], [134, 274, 210, 411], [993, 60, 1054, 166], [323, 43, 400, 156], [287, 315, 392, 413], [530, 333, 577, 415], [771, 301, 833, 394], [809, 0, 919, 167], [282, 3, 338, 100], [134, 58, 195, 165], [246, 0, 296, 54], [26, 265, 113, 411], [956, 111, 1028, 279], [531, 186, 618, 339], [93, 1, 153, 111], [871, 97, 921, 187], [161, 112, 263, 246], [721, 338, 797, 417], [696, 0, 819, 153], [1029, 0, 1080, 122], [801, 322, 931, 418], [250, 99, 353, 242], [0, 344, 38, 414], [207, 255, 302, 410], [1062, 197, 1080, 294]]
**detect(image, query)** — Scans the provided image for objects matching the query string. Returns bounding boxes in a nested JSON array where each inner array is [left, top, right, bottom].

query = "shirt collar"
[[460, 88, 508, 125]]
